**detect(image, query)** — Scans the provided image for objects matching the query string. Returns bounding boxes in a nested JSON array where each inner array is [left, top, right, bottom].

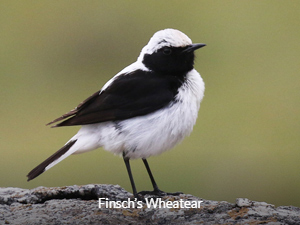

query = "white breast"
[[102, 69, 204, 158], [72, 69, 204, 159]]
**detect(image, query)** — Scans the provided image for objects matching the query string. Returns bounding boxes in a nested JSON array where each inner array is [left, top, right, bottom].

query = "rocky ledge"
[[0, 184, 299, 224]]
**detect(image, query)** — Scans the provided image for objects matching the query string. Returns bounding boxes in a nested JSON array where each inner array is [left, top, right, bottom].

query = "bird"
[[27, 28, 206, 199]]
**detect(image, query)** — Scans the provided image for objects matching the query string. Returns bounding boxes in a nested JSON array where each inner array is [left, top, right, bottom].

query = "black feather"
[[27, 140, 77, 181], [47, 69, 186, 127]]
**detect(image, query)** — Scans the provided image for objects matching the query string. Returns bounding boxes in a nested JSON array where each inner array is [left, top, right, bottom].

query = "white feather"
[[70, 69, 204, 159], [43, 28, 205, 172]]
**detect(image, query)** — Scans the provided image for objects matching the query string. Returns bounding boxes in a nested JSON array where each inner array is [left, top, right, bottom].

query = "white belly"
[[72, 70, 204, 159]]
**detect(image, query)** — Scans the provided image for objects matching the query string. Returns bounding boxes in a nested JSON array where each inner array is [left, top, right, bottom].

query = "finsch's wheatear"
[[27, 28, 206, 199]]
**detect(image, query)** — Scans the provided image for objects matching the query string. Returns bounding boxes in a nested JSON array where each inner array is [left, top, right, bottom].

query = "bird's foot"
[[130, 193, 145, 202], [130, 189, 183, 203], [138, 188, 183, 197]]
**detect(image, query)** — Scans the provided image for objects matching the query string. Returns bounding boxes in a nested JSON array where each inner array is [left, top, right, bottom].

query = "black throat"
[[142, 46, 195, 76]]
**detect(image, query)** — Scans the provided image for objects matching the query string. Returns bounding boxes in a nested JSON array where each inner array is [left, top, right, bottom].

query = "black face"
[[142, 46, 195, 74]]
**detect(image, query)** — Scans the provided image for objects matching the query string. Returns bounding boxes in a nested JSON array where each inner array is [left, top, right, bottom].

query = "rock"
[[0, 184, 299, 224]]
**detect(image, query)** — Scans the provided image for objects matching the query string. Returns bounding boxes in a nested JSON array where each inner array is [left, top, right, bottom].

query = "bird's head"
[[138, 29, 205, 74]]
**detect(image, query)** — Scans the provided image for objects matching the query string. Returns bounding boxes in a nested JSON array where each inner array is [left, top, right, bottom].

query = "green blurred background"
[[1, 1, 300, 207]]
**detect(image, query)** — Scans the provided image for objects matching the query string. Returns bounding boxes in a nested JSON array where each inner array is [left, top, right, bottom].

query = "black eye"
[[162, 47, 172, 55]]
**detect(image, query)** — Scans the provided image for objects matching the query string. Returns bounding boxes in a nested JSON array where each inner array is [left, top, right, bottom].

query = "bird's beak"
[[182, 43, 206, 53]]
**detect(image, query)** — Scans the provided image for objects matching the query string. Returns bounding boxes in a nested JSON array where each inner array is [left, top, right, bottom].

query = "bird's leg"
[[140, 158, 161, 194], [123, 153, 143, 200], [138, 158, 183, 196]]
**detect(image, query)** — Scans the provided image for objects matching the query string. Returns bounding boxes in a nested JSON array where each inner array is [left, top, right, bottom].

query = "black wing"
[[47, 70, 184, 127]]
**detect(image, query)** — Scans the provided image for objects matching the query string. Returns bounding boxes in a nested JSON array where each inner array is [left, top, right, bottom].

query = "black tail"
[[27, 140, 77, 181]]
